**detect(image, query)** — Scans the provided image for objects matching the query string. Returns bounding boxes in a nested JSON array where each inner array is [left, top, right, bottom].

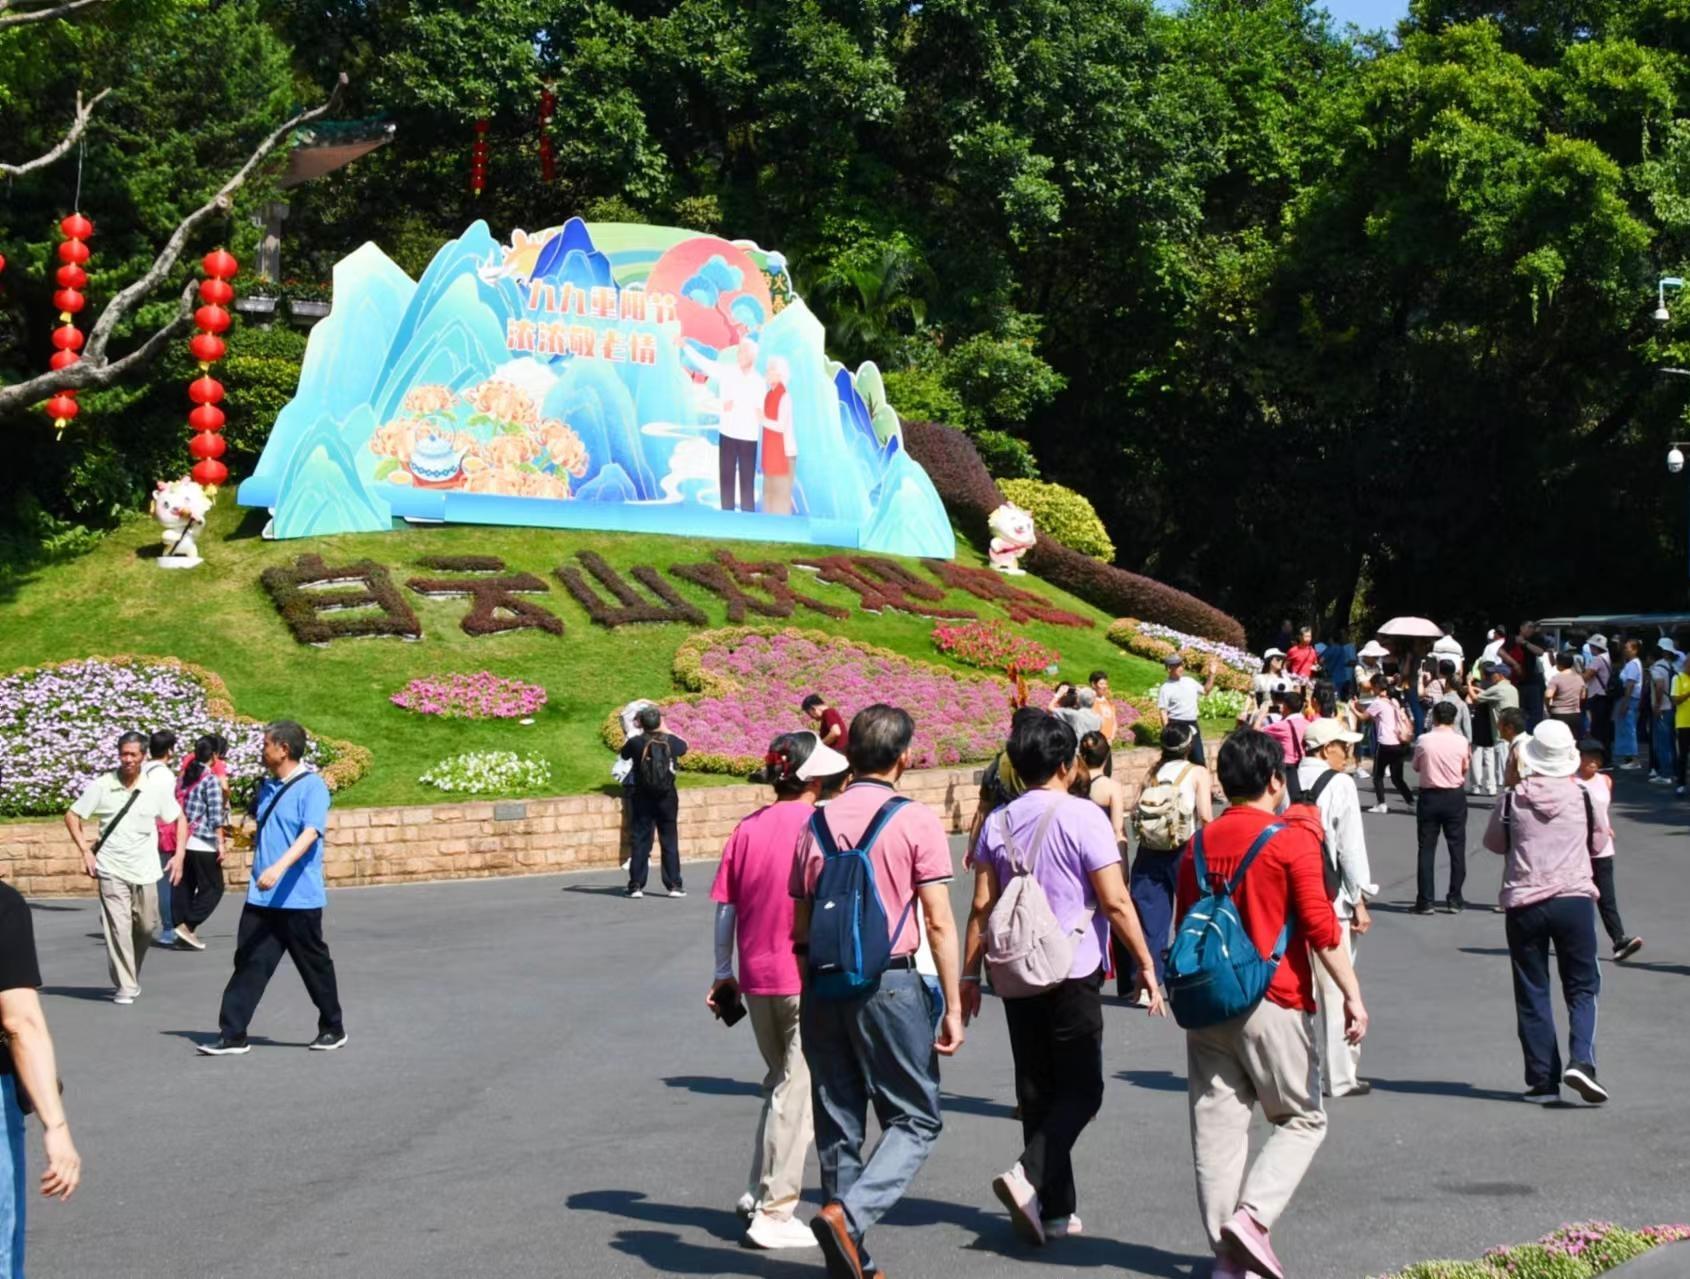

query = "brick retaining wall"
[[1, 747, 1179, 898]]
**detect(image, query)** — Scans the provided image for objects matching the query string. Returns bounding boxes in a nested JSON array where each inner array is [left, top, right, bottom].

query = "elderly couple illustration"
[[678, 337, 797, 515]]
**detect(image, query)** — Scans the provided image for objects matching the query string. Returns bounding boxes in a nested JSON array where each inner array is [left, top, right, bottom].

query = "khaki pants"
[[745, 994, 811, 1220], [1313, 922, 1362, 1096], [97, 876, 160, 997], [1187, 999, 1327, 1252]]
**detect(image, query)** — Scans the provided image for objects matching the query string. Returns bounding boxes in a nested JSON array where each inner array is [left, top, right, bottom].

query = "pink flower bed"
[[391, 672, 548, 719], [930, 620, 1059, 674], [656, 629, 1137, 773]]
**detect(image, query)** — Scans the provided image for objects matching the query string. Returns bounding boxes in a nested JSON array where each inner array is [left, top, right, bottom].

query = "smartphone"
[[714, 985, 747, 1027]]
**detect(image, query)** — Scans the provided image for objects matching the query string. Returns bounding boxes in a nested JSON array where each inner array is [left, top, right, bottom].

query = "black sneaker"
[[195, 1036, 250, 1056], [1562, 1062, 1608, 1104], [1614, 936, 1643, 962], [1411, 900, 1436, 916], [309, 1029, 349, 1052], [1521, 1083, 1560, 1105], [1442, 896, 1464, 914]]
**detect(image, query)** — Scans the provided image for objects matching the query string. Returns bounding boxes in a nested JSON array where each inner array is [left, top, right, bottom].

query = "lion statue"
[[987, 502, 1036, 575], [154, 476, 213, 567]]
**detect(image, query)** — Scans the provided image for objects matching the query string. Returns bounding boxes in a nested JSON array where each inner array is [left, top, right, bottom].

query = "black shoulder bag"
[[252, 772, 309, 842], [88, 786, 145, 860]]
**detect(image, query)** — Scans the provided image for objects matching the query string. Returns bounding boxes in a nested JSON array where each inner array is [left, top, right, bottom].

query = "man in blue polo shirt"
[[197, 720, 346, 1056]]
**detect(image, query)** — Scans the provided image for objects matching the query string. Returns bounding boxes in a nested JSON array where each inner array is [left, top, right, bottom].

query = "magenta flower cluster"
[[0, 659, 312, 816], [391, 672, 548, 720], [660, 632, 1096, 771]]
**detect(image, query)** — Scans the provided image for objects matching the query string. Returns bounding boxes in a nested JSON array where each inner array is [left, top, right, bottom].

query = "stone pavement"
[[18, 774, 1690, 1278]]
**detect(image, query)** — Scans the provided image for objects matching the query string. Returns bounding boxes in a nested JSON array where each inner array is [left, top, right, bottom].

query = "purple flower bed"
[[0, 658, 339, 816], [391, 672, 548, 719], [657, 629, 1137, 773]]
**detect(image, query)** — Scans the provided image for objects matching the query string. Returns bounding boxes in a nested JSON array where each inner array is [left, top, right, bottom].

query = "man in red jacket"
[[1175, 730, 1369, 1279]]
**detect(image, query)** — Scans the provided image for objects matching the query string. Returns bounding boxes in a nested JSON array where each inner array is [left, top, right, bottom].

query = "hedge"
[[998, 478, 1115, 562], [903, 421, 1246, 647]]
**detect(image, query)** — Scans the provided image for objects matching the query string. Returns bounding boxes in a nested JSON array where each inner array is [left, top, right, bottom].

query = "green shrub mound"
[[998, 478, 1115, 562]]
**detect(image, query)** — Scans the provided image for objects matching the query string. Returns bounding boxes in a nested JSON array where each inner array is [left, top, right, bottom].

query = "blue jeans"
[[157, 857, 176, 941], [801, 969, 942, 1270], [1505, 895, 1600, 1090], [1, 1074, 25, 1278], [1651, 712, 1676, 779], [1614, 697, 1638, 758], [1126, 850, 1180, 993], [921, 975, 943, 1036]]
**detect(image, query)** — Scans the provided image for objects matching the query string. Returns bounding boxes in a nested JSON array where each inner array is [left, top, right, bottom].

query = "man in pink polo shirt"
[[1412, 700, 1472, 915], [789, 704, 964, 1279]]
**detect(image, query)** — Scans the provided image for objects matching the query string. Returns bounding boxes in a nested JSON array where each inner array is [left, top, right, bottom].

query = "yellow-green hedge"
[[998, 479, 1115, 562]]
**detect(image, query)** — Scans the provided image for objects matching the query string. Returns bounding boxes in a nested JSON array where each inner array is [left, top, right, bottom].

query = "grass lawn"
[[0, 503, 1217, 808]]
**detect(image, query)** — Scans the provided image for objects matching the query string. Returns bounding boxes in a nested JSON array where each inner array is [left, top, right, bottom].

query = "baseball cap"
[[1163, 654, 1184, 667], [1304, 718, 1362, 751]]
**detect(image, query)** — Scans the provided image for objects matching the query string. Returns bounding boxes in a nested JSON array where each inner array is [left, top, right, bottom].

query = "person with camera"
[[706, 731, 849, 1251], [0, 877, 82, 1274], [619, 706, 690, 898]]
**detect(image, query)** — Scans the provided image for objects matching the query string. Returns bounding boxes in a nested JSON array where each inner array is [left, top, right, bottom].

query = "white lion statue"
[[154, 477, 213, 568], [987, 502, 1036, 575]]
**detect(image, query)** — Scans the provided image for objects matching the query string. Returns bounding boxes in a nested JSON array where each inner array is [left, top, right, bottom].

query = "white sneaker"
[[1369, 803, 1389, 814], [667, 889, 687, 898], [735, 1193, 757, 1220], [626, 888, 644, 899], [1043, 1213, 1083, 1238], [1649, 775, 1673, 785], [743, 1213, 819, 1250], [991, 1163, 1045, 1245], [113, 991, 137, 1005], [1618, 760, 1643, 771]]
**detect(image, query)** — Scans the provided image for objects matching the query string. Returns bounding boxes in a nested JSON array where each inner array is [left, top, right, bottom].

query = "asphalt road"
[[19, 775, 1690, 1279]]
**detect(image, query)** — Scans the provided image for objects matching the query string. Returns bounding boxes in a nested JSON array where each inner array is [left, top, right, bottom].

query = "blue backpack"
[[806, 797, 912, 1001], [1164, 824, 1290, 1030]]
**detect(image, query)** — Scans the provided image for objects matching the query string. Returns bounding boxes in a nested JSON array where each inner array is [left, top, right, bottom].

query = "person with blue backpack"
[[1169, 730, 1369, 1279], [788, 704, 965, 1279]]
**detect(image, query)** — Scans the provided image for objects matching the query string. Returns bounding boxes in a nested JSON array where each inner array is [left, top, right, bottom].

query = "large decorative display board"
[[238, 220, 954, 558]]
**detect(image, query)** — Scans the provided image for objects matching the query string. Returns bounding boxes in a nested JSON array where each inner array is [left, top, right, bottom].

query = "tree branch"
[[0, 74, 347, 419], [0, 0, 106, 30], [0, 88, 110, 178]]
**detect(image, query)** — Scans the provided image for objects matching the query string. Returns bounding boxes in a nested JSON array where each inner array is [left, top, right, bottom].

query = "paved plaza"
[[21, 779, 1690, 1278]]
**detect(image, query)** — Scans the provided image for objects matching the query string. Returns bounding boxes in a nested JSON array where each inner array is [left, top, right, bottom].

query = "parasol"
[[1376, 617, 1444, 639]]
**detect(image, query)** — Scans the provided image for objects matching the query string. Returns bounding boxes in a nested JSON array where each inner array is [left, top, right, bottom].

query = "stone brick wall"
[[0, 747, 1179, 898]]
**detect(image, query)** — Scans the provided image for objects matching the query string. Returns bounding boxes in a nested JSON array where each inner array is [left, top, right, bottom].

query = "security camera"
[[1669, 447, 1685, 475]]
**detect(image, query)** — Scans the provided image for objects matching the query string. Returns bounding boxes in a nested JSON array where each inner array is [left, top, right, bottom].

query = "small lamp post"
[[1655, 277, 1684, 322]]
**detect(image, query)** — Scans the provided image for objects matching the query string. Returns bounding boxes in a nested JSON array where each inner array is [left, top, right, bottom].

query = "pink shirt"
[[1577, 775, 1615, 859], [710, 801, 812, 995], [1413, 728, 1471, 789], [790, 781, 953, 956], [1262, 714, 1308, 765], [1483, 777, 1600, 910], [1368, 696, 1406, 747]]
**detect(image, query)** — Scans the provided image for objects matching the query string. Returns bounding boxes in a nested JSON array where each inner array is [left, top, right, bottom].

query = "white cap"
[[1304, 718, 1363, 751], [796, 735, 850, 780], [1660, 637, 1679, 656], [1263, 648, 1286, 661]]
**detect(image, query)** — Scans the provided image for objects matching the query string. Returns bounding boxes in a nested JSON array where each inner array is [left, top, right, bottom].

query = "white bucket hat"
[[1520, 720, 1579, 778], [1359, 640, 1391, 659]]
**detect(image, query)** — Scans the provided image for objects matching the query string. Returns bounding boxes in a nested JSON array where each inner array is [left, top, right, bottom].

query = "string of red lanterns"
[[187, 247, 238, 490], [45, 212, 93, 436], [470, 118, 490, 197], [538, 88, 556, 184]]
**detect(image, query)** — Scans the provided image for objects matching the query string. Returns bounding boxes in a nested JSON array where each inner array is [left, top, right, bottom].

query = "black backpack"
[[1283, 769, 1341, 900], [636, 734, 675, 792]]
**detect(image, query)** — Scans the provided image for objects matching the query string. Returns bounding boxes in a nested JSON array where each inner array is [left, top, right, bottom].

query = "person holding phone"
[[708, 731, 849, 1251]]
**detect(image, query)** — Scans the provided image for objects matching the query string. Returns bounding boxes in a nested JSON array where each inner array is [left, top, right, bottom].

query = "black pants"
[[1170, 719, 1204, 767], [1373, 744, 1413, 807], [628, 789, 681, 891], [217, 905, 343, 1040], [1002, 971, 1105, 1220], [1591, 857, 1629, 948], [1588, 695, 1614, 758], [1416, 787, 1467, 904], [172, 848, 225, 931], [1677, 728, 1690, 786], [1520, 684, 1545, 730], [718, 436, 757, 512], [1551, 712, 1582, 736]]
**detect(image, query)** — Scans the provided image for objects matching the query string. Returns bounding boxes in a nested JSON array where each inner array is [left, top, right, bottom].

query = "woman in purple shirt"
[[960, 713, 1165, 1247]]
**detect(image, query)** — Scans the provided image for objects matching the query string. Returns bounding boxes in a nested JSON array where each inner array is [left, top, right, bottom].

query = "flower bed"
[[419, 750, 553, 794], [391, 673, 548, 720], [1109, 617, 1259, 693], [1375, 1222, 1690, 1279], [930, 620, 1059, 674], [603, 627, 1139, 775], [0, 656, 368, 816]]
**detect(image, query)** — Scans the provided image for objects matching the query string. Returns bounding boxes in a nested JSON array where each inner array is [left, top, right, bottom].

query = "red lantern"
[[201, 247, 238, 281], [194, 304, 231, 334], [188, 432, 227, 461], [51, 324, 84, 351], [0, 252, 6, 274], [191, 459, 228, 487], [46, 394, 78, 420], [470, 117, 491, 196], [56, 238, 90, 265], [189, 333, 226, 363], [199, 277, 235, 306], [59, 212, 93, 240], [188, 403, 226, 433], [49, 349, 78, 372], [55, 263, 86, 289], [53, 288, 85, 315], [188, 375, 224, 405]]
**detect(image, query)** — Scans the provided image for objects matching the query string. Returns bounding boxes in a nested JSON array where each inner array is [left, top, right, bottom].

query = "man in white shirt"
[[1156, 654, 1215, 766], [63, 732, 186, 1003], [1581, 634, 1614, 759], [142, 731, 182, 946], [682, 337, 766, 513], [1291, 719, 1376, 1097], [1614, 639, 1644, 769]]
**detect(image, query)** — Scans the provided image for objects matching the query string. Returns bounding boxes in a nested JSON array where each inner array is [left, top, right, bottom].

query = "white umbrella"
[[1376, 616, 1444, 639]]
